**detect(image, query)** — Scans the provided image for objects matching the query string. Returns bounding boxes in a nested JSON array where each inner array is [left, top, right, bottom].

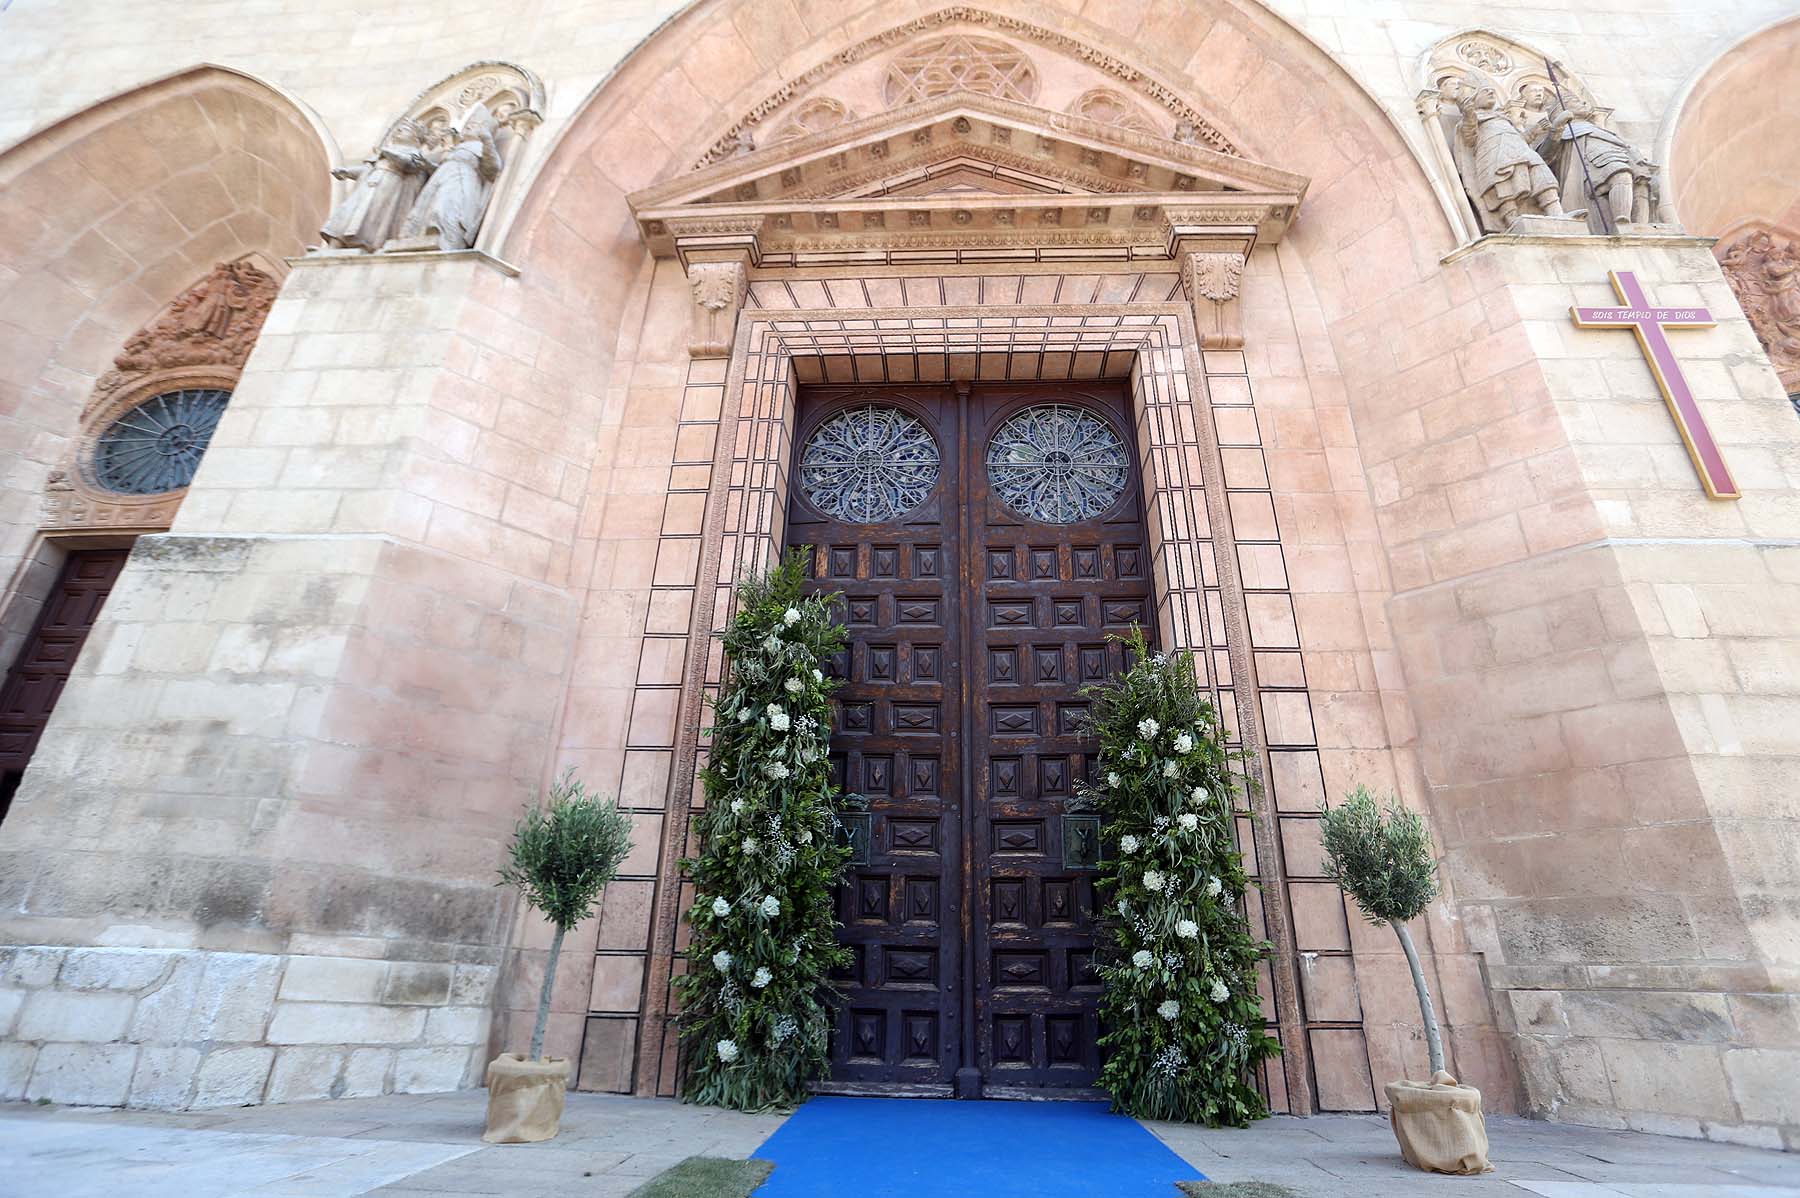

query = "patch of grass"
[[627, 1156, 775, 1198], [1177, 1183, 1300, 1198]]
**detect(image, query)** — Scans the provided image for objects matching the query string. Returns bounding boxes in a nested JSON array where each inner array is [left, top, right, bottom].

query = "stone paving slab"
[[0, 1093, 1793, 1197]]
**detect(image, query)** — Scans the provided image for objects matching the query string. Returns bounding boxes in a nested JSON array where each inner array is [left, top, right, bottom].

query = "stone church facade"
[[0, 0, 1795, 1149]]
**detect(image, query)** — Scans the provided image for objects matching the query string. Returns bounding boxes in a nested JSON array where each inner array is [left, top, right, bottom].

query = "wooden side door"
[[0, 547, 131, 820], [965, 383, 1153, 1093], [788, 387, 965, 1092]]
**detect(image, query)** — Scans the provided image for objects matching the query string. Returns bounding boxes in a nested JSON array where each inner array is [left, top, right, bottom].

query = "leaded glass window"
[[92, 388, 231, 495], [798, 404, 940, 524], [986, 403, 1130, 524]]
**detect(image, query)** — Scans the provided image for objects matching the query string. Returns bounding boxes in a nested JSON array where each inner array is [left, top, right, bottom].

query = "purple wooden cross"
[[1570, 270, 1738, 500]]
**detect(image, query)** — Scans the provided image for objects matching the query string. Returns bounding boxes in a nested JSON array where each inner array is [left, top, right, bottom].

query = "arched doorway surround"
[[501, 0, 1522, 1116]]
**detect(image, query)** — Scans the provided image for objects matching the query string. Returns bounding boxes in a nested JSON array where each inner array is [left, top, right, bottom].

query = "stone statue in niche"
[[1445, 79, 1573, 232], [1721, 229, 1800, 386], [391, 104, 504, 251], [1524, 88, 1648, 230], [319, 119, 432, 252]]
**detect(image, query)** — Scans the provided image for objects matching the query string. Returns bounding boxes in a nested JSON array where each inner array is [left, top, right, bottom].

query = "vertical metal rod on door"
[[952, 378, 983, 1099]]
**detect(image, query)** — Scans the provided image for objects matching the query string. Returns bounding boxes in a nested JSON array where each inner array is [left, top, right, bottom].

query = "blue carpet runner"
[[751, 1096, 1205, 1197]]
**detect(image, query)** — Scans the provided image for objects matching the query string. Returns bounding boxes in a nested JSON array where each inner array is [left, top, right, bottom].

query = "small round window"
[[798, 404, 941, 524], [93, 388, 231, 495], [986, 403, 1130, 524]]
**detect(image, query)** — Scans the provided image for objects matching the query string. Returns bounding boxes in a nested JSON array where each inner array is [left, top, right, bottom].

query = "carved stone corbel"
[[686, 256, 749, 358], [1180, 251, 1245, 350]]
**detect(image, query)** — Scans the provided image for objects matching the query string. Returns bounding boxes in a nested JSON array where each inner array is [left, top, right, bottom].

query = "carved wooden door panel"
[[0, 547, 131, 821], [788, 387, 965, 1091], [966, 383, 1150, 1092], [788, 382, 1148, 1095]]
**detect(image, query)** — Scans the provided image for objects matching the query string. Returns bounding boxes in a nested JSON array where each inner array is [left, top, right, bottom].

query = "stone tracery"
[[692, 8, 1239, 168], [883, 34, 1038, 106]]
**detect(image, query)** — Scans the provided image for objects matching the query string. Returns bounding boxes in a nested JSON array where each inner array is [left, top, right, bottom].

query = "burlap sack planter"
[[1383, 1070, 1494, 1175], [483, 1053, 571, 1144]]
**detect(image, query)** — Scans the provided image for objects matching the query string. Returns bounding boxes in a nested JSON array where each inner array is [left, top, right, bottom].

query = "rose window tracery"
[[91, 388, 232, 495], [799, 404, 941, 523], [986, 404, 1130, 524]]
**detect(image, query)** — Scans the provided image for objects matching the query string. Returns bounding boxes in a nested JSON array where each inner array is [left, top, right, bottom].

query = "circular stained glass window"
[[986, 403, 1130, 524], [93, 388, 231, 495], [798, 404, 940, 524]]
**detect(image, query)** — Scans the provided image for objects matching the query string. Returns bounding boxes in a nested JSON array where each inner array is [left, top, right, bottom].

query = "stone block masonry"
[[0, 946, 496, 1108]]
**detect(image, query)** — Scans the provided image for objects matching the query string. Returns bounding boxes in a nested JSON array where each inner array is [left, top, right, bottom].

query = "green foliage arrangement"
[[676, 550, 852, 1111], [1319, 785, 1445, 1074], [500, 769, 634, 1061], [1082, 628, 1280, 1125]]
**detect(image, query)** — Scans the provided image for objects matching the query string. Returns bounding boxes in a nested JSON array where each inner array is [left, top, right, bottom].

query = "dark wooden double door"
[[788, 382, 1152, 1096]]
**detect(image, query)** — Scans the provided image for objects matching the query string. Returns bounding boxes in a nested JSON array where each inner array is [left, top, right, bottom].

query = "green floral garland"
[[1082, 629, 1281, 1125], [676, 551, 852, 1111]]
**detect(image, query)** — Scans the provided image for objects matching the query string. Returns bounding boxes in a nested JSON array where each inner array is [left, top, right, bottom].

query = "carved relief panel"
[[1720, 225, 1800, 400]]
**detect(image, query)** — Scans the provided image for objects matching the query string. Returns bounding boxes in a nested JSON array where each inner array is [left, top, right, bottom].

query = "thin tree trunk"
[[530, 923, 565, 1062], [1394, 920, 1445, 1077]]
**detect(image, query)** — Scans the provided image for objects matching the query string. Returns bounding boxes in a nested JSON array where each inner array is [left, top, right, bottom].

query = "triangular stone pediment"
[[631, 91, 1307, 267]]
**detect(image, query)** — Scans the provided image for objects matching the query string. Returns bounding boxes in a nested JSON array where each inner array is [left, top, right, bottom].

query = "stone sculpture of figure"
[[1447, 81, 1571, 232], [1722, 230, 1800, 375], [319, 120, 431, 251], [1529, 96, 1638, 229], [398, 103, 504, 251]]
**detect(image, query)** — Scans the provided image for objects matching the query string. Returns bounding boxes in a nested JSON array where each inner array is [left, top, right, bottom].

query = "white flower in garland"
[[763, 761, 789, 780], [784, 678, 804, 694], [742, 837, 759, 855], [1106, 771, 1121, 788], [730, 798, 745, 815], [1210, 979, 1230, 1003], [762, 635, 782, 655], [1138, 717, 1160, 739], [1142, 870, 1166, 893], [1162, 761, 1178, 778], [1116, 898, 1132, 917], [711, 897, 731, 918], [1190, 786, 1209, 806], [1119, 834, 1140, 854], [1177, 812, 1198, 832], [1157, 999, 1181, 1021], [783, 607, 801, 626], [1205, 876, 1223, 898], [1175, 918, 1199, 940], [798, 828, 813, 845], [767, 705, 791, 732], [752, 966, 772, 989], [1132, 949, 1154, 968], [1173, 732, 1193, 755], [711, 949, 733, 971], [716, 1039, 740, 1063], [812, 668, 824, 683], [760, 895, 781, 918]]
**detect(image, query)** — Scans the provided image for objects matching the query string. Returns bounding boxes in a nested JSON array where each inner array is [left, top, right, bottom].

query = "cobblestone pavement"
[[0, 1091, 1793, 1197]]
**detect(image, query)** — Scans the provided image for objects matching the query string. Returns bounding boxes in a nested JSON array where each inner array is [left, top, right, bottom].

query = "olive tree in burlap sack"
[[488, 770, 633, 1144], [1320, 786, 1492, 1175]]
